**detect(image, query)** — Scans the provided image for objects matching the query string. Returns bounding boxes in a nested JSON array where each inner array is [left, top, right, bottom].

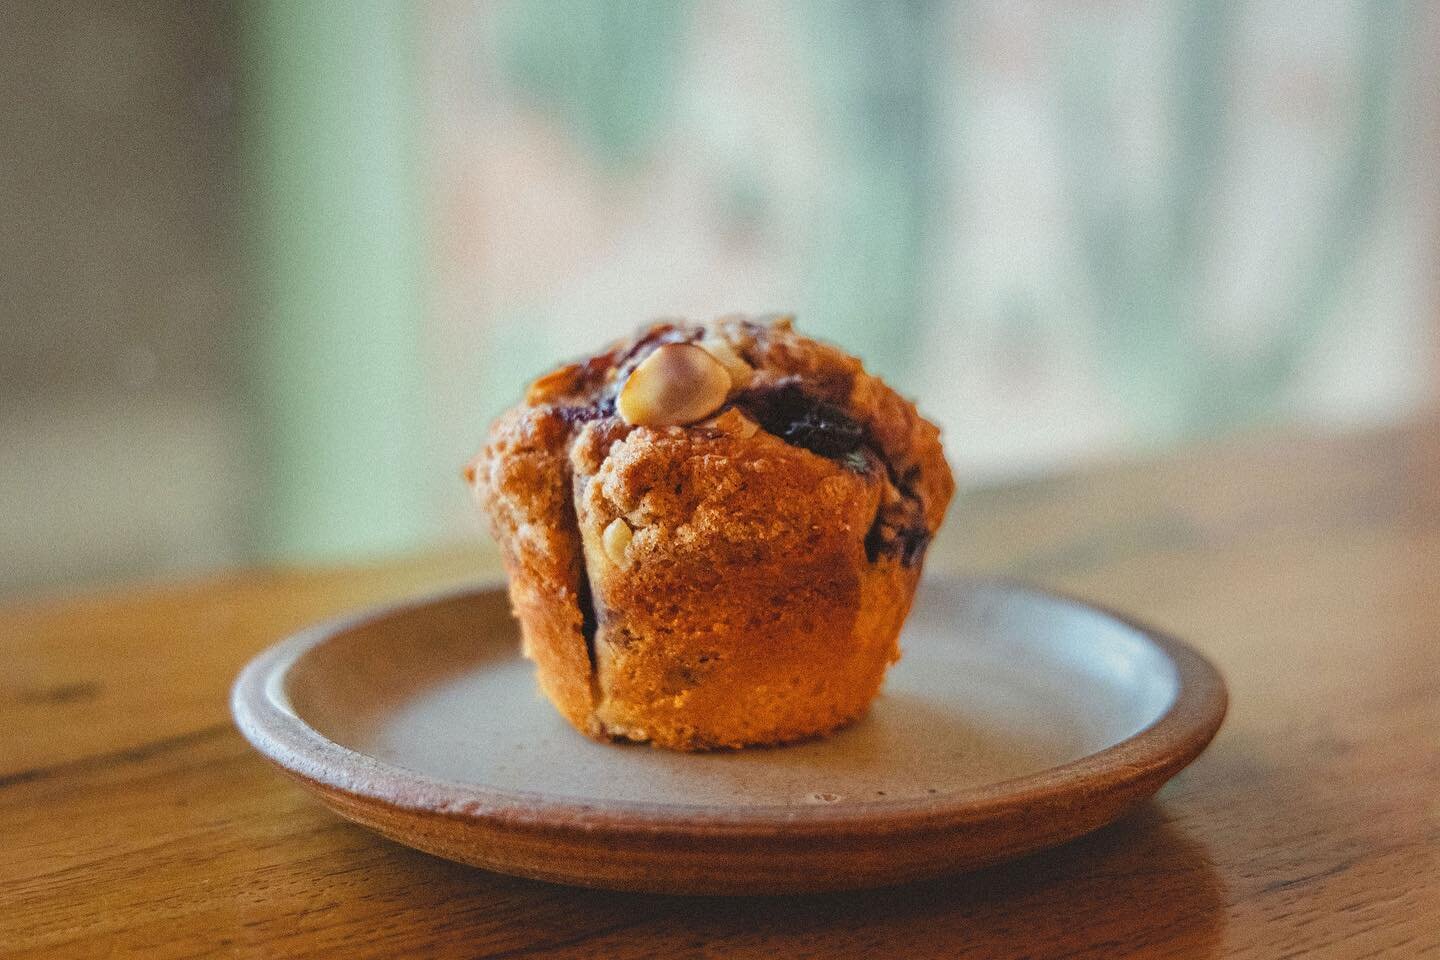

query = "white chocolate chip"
[[617, 342, 731, 427], [602, 517, 633, 567], [698, 335, 754, 388]]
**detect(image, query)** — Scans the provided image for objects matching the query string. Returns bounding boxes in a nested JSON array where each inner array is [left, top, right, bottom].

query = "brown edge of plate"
[[230, 577, 1228, 894]]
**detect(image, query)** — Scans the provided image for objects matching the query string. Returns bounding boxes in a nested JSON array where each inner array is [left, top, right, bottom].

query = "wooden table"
[[4, 423, 1438, 958]]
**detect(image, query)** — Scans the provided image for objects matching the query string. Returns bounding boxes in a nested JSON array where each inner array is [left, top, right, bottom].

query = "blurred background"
[[2, 0, 1437, 598]]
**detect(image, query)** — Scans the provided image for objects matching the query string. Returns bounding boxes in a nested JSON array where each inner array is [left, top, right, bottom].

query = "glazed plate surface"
[[231, 578, 1226, 894]]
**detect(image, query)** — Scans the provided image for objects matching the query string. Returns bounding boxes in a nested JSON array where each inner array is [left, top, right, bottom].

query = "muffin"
[[465, 315, 953, 750]]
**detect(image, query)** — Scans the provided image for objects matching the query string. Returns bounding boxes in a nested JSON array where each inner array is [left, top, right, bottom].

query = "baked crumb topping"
[[514, 315, 949, 567]]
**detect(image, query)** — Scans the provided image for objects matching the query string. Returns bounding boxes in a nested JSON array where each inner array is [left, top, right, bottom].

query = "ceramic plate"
[[231, 578, 1226, 894]]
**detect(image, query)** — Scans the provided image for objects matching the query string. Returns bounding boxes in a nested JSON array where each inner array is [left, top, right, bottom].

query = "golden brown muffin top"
[[478, 314, 954, 568]]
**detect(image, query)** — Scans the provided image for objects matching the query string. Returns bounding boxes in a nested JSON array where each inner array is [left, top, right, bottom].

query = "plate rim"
[[231, 576, 1228, 840]]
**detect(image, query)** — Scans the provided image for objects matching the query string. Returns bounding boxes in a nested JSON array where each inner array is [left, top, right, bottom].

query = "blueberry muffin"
[[465, 315, 954, 750]]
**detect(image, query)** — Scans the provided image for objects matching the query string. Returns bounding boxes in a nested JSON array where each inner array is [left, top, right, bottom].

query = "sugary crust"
[[467, 315, 954, 749]]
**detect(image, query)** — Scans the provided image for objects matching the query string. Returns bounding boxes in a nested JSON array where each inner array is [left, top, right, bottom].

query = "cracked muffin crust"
[[466, 315, 954, 750]]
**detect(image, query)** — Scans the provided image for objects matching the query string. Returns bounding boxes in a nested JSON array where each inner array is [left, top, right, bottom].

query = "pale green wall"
[[239, 0, 1429, 561], [242, 0, 434, 562]]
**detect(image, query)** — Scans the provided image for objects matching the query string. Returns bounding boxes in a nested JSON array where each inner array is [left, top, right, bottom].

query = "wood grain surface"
[[4, 422, 1439, 958]]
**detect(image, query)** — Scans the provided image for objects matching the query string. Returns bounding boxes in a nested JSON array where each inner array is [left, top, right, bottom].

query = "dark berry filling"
[[736, 380, 930, 568], [864, 522, 931, 566], [554, 395, 615, 426], [576, 561, 599, 649], [736, 381, 865, 460]]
